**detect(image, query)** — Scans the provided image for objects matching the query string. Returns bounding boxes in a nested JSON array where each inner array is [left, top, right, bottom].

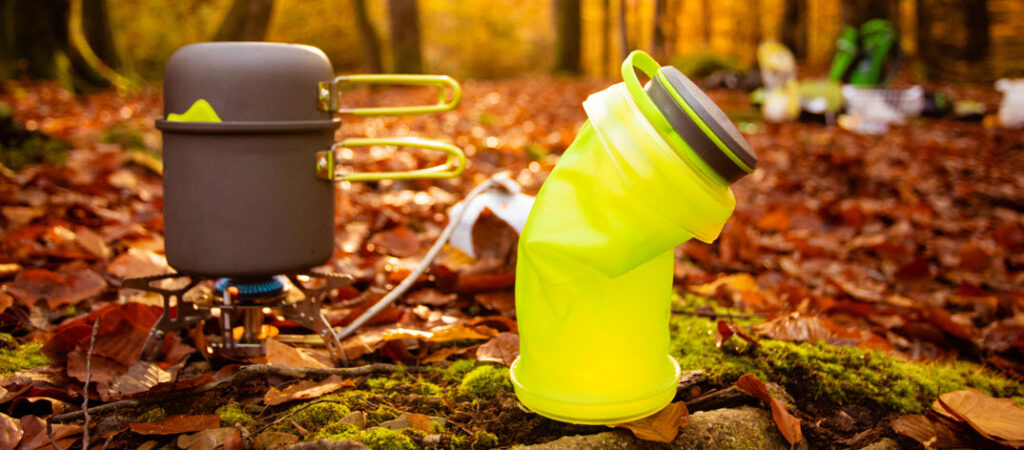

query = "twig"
[[250, 399, 349, 436], [50, 363, 402, 423], [46, 420, 66, 450], [83, 316, 101, 449], [671, 309, 765, 319]]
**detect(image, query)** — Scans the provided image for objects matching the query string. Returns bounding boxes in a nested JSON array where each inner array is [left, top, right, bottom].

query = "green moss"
[[364, 377, 401, 392], [215, 402, 254, 427], [309, 422, 359, 441], [458, 365, 510, 398], [450, 434, 468, 448], [0, 334, 51, 376], [471, 431, 498, 449], [668, 305, 1024, 414], [134, 407, 167, 423], [366, 404, 402, 425], [415, 380, 442, 396], [277, 401, 351, 433], [440, 359, 477, 383], [353, 427, 416, 450]]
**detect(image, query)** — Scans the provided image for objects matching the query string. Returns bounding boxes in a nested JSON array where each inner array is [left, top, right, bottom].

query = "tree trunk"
[[701, 0, 711, 49], [651, 0, 667, 60], [0, 0, 69, 80], [81, 0, 119, 69], [780, 0, 807, 58], [213, 0, 276, 42], [840, 0, 897, 27], [962, 0, 989, 61], [618, 0, 629, 60], [553, 0, 582, 75], [0, 0, 122, 90], [387, 0, 423, 74], [353, 0, 383, 73], [602, 0, 612, 77]]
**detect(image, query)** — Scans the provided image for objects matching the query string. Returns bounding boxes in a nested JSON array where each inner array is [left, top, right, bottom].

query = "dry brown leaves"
[[128, 414, 221, 435], [475, 332, 519, 366], [934, 389, 1024, 447], [264, 375, 355, 406], [612, 401, 689, 443], [734, 373, 803, 445]]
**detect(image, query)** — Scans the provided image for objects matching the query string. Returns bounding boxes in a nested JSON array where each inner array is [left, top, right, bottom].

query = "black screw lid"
[[645, 66, 757, 184]]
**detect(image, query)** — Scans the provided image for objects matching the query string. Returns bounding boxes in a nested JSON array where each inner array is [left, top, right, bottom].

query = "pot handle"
[[316, 137, 466, 182], [318, 74, 461, 116]]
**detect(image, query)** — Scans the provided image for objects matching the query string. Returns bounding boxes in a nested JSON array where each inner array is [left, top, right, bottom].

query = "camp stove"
[[124, 42, 466, 363], [124, 270, 352, 362]]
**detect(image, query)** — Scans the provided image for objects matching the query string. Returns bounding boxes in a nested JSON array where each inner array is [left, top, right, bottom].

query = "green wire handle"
[[322, 137, 466, 182], [320, 74, 461, 116]]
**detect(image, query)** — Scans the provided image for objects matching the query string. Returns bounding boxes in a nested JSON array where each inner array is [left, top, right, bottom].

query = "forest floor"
[[0, 76, 1023, 449]]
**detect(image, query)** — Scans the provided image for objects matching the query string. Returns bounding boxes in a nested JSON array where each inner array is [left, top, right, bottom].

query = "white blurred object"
[[996, 78, 1024, 128], [758, 41, 800, 123], [449, 173, 535, 258], [840, 85, 925, 134]]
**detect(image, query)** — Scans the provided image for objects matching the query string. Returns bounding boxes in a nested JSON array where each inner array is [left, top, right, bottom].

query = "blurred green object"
[[829, 19, 898, 86], [829, 27, 859, 82]]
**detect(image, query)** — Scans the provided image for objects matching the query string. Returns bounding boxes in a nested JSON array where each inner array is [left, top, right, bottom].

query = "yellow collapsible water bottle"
[[511, 51, 757, 424]]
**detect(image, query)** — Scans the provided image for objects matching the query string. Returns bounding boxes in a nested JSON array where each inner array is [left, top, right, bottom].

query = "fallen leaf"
[[935, 388, 1024, 447], [382, 323, 495, 343], [611, 401, 688, 443], [108, 361, 172, 399], [891, 414, 969, 449], [74, 227, 110, 260], [7, 266, 106, 310], [0, 263, 23, 279], [262, 338, 329, 369], [0, 412, 23, 450], [716, 321, 760, 348], [476, 332, 519, 366], [128, 414, 220, 435], [689, 273, 759, 298], [264, 375, 355, 406], [734, 373, 803, 444], [369, 226, 421, 258], [17, 415, 80, 450], [106, 248, 170, 279], [176, 427, 242, 450], [405, 413, 435, 433], [474, 291, 516, 317], [405, 289, 456, 306]]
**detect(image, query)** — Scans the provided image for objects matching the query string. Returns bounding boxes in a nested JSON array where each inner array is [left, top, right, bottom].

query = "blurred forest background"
[[2, 0, 1023, 91]]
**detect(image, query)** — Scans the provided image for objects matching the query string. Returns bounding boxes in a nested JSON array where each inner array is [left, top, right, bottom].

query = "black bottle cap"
[[645, 66, 757, 184]]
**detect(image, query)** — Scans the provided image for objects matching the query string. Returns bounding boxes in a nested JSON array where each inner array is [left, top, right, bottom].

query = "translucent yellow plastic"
[[511, 55, 738, 425]]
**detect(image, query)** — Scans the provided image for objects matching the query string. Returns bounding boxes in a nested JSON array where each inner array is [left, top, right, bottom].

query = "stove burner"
[[213, 276, 289, 302], [122, 270, 353, 364]]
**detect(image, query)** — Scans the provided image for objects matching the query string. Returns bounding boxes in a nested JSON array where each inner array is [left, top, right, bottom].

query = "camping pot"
[[157, 42, 465, 277]]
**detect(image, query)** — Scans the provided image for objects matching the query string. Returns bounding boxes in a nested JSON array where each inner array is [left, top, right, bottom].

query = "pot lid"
[[162, 42, 334, 123]]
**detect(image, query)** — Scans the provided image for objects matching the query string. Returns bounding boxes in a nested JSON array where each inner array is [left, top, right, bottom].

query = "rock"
[[423, 434, 442, 445], [858, 438, 900, 450], [518, 407, 809, 450], [339, 411, 367, 429], [675, 406, 808, 450], [253, 431, 299, 450], [519, 430, 656, 449]]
